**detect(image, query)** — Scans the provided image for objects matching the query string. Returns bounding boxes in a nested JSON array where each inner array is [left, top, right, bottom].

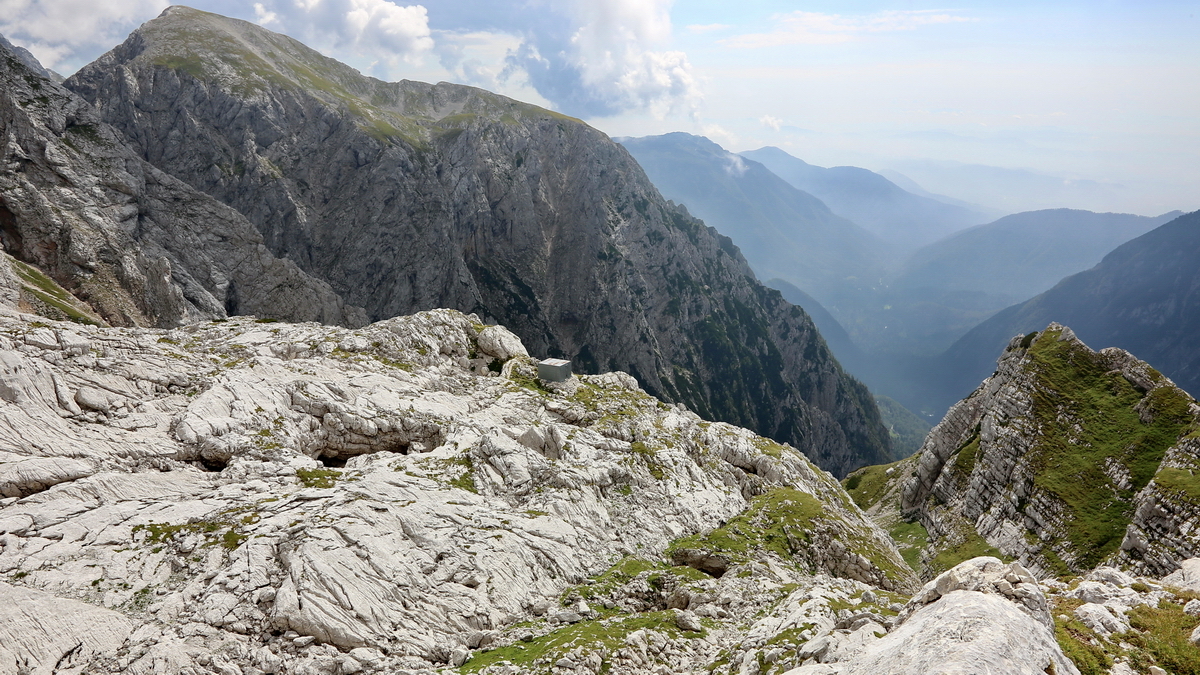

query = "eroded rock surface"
[[0, 308, 911, 674]]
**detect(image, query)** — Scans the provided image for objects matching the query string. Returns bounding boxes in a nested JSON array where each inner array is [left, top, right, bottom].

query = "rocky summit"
[[847, 323, 1200, 582], [63, 6, 891, 477]]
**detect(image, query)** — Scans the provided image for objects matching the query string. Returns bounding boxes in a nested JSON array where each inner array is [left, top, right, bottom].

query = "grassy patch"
[[132, 517, 251, 551], [888, 519, 930, 571], [630, 441, 666, 480], [928, 529, 1007, 576], [461, 611, 704, 673], [1025, 328, 1195, 569], [11, 259, 102, 325], [843, 459, 905, 511], [296, 467, 342, 488], [1125, 598, 1200, 674], [1053, 598, 1113, 675], [1154, 467, 1200, 504], [667, 488, 824, 563]]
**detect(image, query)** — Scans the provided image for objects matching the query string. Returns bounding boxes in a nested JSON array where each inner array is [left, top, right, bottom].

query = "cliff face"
[[65, 7, 890, 476], [0, 39, 364, 328], [849, 324, 1200, 580]]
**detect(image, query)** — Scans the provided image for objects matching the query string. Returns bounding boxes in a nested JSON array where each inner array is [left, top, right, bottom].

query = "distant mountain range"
[[893, 208, 1182, 304], [618, 133, 883, 306], [930, 209, 1200, 413], [742, 147, 988, 253]]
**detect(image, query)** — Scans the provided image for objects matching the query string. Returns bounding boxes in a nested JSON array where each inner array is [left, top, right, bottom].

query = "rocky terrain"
[[846, 323, 1200, 583], [61, 7, 892, 477], [7, 305, 1198, 675]]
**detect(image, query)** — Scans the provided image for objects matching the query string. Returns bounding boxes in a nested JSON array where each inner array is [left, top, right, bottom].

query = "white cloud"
[[253, 0, 433, 68], [723, 10, 975, 49], [760, 114, 782, 131], [0, 0, 168, 69], [504, 0, 701, 118], [722, 151, 748, 177], [253, 3, 279, 26]]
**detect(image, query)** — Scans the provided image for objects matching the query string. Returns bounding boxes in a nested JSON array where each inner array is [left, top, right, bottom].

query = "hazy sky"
[[3, 0, 1196, 215]]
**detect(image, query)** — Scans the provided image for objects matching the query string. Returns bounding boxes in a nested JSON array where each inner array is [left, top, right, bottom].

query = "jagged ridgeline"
[[844, 323, 1200, 580], [64, 6, 890, 475]]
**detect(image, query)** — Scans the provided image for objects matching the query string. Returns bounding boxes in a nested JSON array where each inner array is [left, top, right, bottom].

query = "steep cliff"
[[846, 324, 1200, 580], [0, 38, 364, 328], [65, 6, 890, 475]]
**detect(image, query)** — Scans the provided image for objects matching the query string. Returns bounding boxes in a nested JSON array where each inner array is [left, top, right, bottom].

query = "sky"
[[2, 0, 1197, 215]]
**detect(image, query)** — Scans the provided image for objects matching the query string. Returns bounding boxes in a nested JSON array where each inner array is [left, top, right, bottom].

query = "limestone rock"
[[0, 581, 134, 671], [880, 323, 1200, 578], [0, 308, 907, 674]]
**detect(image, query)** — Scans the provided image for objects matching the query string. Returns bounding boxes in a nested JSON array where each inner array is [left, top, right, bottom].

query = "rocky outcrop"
[[64, 6, 890, 476], [783, 558, 1079, 675], [0, 307, 909, 674], [0, 38, 364, 328], [891, 323, 1200, 579]]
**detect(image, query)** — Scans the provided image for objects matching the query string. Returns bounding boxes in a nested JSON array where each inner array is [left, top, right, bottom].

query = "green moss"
[[1025, 328, 1195, 569], [448, 456, 478, 494], [131, 517, 250, 551], [461, 611, 703, 673], [888, 519, 929, 571], [1125, 598, 1200, 674], [667, 488, 824, 563], [296, 467, 342, 489], [928, 529, 1007, 576], [842, 459, 905, 510], [630, 441, 666, 480]]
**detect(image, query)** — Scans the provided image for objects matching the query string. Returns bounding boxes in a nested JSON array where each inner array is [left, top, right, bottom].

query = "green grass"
[[888, 520, 929, 571], [1125, 598, 1200, 674], [296, 467, 342, 488], [131, 517, 250, 551], [460, 611, 705, 673], [667, 488, 825, 563], [1154, 467, 1200, 503], [1052, 598, 1112, 675], [11, 259, 102, 325], [1025, 327, 1195, 570], [843, 459, 905, 510], [951, 432, 982, 479], [927, 529, 1007, 576]]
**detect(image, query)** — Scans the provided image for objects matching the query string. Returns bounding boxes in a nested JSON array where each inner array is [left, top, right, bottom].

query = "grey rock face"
[[898, 323, 1200, 578], [0, 40, 365, 328], [65, 6, 890, 476]]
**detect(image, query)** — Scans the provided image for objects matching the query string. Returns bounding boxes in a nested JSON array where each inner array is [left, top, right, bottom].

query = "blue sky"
[[3, 1, 1196, 214]]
